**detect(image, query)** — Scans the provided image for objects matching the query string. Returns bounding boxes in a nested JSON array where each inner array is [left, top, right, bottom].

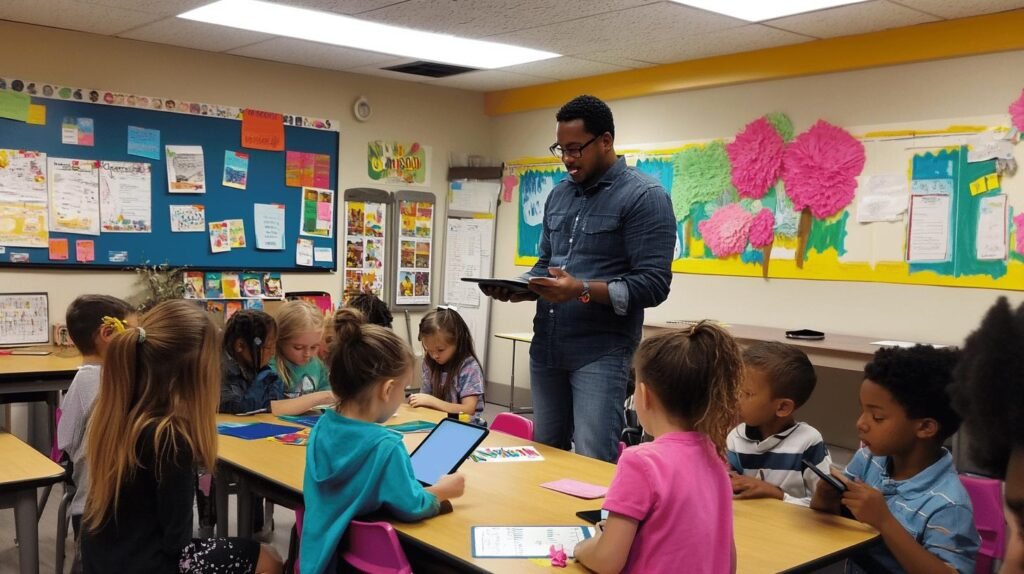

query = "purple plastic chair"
[[960, 474, 1006, 574], [490, 412, 534, 441], [341, 520, 413, 574]]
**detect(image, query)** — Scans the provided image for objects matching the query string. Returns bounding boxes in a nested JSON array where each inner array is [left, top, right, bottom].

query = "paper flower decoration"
[[1011, 89, 1024, 132], [671, 141, 735, 222], [1015, 213, 1024, 255], [782, 120, 866, 219], [748, 209, 775, 248], [765, 112, 795, 142], [698, 204, 754, 257], [728, 117, 785, 200]]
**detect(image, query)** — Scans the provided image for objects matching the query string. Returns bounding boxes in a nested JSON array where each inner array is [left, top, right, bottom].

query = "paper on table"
[[976, 194, 1008, 261], [906, 195, 951, 262], [471, 526, 596, 558], [254, 203, 285, 250], [539, 479, 608, 499]]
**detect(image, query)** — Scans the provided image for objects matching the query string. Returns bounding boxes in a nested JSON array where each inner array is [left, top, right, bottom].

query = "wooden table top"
[[0, 346, 81, 379], [0, 432, 64, 490], [493, 332, 534, 343], [217, 406, 877, 573]]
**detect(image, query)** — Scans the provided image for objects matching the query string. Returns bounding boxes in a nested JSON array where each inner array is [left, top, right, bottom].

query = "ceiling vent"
[[381, 61, 477, 78]]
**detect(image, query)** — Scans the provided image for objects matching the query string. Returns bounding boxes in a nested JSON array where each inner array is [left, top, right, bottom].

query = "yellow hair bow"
[[102, 316, 127, 334]]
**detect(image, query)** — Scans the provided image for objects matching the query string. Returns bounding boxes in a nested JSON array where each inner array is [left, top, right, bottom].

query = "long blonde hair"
[[83, 300, 220, 531], [632, 321, 742, 457], [274, 300, 324, 390]]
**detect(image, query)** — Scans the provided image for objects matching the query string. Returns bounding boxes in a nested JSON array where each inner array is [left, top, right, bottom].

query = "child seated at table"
[[574, 322, 740, 574], [408, 307, 486, 425], [300, 308, 465, 574], [269, 300, 334, 412], [57, 294, 135, 570], [727, 342, 831, 506], [318, 294, 393, 361], [811, 345, 979, 573]]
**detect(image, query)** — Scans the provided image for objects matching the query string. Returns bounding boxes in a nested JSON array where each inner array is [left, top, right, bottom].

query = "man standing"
[[484, 95, 676, 461]]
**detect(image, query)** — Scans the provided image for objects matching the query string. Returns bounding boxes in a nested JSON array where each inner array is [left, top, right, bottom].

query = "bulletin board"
[[508, 114, 1023, 291], [0, 82, 339, 271]]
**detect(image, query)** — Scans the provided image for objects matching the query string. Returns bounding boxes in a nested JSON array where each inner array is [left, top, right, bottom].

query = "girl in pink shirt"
[[575, 322, 741, 574]]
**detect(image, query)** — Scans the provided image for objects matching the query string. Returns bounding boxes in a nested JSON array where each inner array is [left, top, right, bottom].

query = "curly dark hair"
[[346, 293, 393, 329], [743, 342, 817, 408], [950, 297, 1024, 478], [555, 95, 615, 138], [864, 344, 962, 442]]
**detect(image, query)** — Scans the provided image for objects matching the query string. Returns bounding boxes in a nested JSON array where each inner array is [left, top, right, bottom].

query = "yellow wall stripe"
[[484, 9, 1024, 116]]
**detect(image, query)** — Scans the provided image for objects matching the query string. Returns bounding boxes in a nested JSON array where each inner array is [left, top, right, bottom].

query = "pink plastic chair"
[[490, 412, 534, 441], [960, 475, 1006, 574], [341, 520, 412, 574]]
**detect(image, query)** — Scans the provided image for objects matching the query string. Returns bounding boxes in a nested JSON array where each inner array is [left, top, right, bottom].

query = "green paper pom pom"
[[671, 141, 736, 222], [765, 112, 795, 142]]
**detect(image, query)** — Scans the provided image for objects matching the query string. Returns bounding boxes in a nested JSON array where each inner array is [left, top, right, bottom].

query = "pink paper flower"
[[1011, 89, 1024, 132], [782, 120, 866, 219], [1015, 212, 1024, 255], [727, 117, 785, 199], [698, 204, 754, 257], [748, 209, 775, 248]]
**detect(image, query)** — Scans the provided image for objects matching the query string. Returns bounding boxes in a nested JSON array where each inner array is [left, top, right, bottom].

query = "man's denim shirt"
[[525, 157, 676, 370]]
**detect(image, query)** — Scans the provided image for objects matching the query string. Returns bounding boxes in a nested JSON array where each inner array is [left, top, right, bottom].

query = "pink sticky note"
[[76, 240, 95, 263], [539, 479, 607, 499], [501, 175, 518, 203], [317, 201, 332, 221]]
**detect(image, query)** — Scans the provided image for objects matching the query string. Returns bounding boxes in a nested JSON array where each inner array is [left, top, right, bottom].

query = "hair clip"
[[136, 327, 146, 344], [102, 316, 126, 334], [254, 337, 263, 347]]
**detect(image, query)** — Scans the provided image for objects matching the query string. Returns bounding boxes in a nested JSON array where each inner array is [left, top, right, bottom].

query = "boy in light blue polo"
[[811, 345, 978, 573]]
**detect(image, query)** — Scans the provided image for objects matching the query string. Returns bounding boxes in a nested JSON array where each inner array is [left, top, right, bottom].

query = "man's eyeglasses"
[[549, 134, 600, 159]]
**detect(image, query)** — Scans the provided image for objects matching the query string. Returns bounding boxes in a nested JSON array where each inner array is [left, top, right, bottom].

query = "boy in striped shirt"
[[727, 342, 830, 506]]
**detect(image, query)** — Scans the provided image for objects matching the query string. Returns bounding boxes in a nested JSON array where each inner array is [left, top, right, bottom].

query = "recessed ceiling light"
[[179, 0, 559, 69], [669, 0, 871, 22]]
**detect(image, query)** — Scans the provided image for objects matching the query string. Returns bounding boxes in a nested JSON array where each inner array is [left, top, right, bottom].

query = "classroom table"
[[0, 346, 79, 437], [0, 432, 66, 574], [216, 406, 879, 573], [492, 332, 534, 415]]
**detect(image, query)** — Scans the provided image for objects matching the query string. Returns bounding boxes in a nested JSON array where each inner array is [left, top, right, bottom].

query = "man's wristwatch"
[[577, 280, 591, 304]]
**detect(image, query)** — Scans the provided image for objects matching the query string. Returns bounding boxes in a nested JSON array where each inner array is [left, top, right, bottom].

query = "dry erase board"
[[0, 95, 338, 271]]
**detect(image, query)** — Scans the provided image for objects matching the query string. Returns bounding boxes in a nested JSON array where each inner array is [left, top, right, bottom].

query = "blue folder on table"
[[218, 423, 300, 440]]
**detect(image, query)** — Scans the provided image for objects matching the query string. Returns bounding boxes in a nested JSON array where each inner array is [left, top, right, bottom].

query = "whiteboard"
[[442, 217, 495, 369]]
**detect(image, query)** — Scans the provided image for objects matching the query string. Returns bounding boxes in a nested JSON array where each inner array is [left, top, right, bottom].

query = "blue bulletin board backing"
[[0, 95, 339, 271]]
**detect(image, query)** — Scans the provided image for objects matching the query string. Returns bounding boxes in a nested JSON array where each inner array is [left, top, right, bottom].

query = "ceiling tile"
[[500, 57, 631, 80], [887, 0, 1024, 19], [228, 37, 398, 71], [355, 0, 658, 38], [577, 50, 659, 69], [118, 17, 274, 52], [81, 0, 210, 17], [428, 70, 551, 91], [766, 0, 938, 38], [618, 24, 812, 64], [273, 0, 415, 15], [489, 2, 746, 56], [0, 0, 160, 35]]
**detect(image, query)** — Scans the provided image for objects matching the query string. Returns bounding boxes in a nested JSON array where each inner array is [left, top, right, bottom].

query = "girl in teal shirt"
[[269, 300, 333, 414], [300, 308, 465, 574]]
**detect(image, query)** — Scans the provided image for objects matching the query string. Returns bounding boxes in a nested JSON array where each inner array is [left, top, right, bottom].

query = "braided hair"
[[223, 309, 276, 381]]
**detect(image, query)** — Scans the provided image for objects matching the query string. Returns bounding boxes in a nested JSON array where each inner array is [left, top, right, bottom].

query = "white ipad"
[[409, 418, 489, 486]]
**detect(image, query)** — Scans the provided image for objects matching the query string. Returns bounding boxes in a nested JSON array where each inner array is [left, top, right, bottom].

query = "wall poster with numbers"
[[0, 292, 49, 346]]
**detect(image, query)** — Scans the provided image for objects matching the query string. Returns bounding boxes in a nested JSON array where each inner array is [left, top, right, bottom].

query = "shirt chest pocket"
[[580, 214, 622, 254]]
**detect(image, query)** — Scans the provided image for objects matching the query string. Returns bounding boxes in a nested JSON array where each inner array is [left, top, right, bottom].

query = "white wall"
[[487, 50, 1024, 389], [0, 20, 494, 345]]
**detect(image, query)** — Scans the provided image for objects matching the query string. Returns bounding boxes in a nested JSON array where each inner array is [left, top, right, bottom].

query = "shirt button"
[[549, 309, 554, 315]]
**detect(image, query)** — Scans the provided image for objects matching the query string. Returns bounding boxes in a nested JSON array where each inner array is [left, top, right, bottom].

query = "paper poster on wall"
[[61, 117, 94, 146], [343, 200, 386, 298], [976, 194, 1008, 260], [0, 90, 30, 122], [241, 109, 284, 151], [254, 203, 285, 250], [166, 145, 206, 193], [299, 186, 334, 238], [75, 239, 94, 262], [285, 151, 331, 188], [227, 218, 246, 248], [99, 161, 151, 233], [127, 126, 161, 160], [368, 141, 430, 186], [395, 199, 432, 305], [209, 220, 230, 253], [856, 174, 907, 224], [296, 237, 314, 266], [169, 204, 205, 232], [27, 104, 46, 125], [0, 293, 48, 346], [222, 150, 249, 190], [906, 194, 952, 262], [48, 157, 100, 235], [0, 149, 48, 248]]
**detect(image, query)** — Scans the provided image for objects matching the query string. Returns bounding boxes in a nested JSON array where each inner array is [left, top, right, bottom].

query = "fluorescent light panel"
[[179, 0, 559, 69], [669, 0, 871, 22]]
